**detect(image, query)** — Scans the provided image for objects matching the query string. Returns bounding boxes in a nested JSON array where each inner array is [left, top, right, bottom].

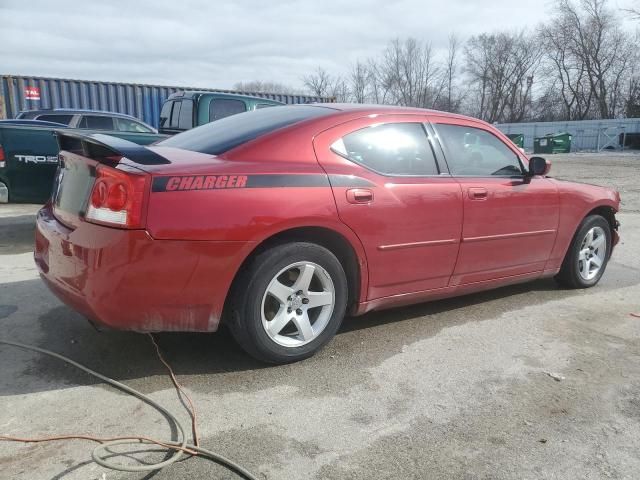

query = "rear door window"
[[209, 99, 246, 121], [170, 101, 182, 129], [178, 100, 194, 130], [36, 114, 74, 125], [115, 117, 153, 133], [159, 100, 174, 128], [78, 115, 115, 130], [331, 123, 439, 176]]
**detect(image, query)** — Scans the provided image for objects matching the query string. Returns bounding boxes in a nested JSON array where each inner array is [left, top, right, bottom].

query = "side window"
[[178, 100, 194, 130], [331, 123, 439, 176], [209, 99, 246, 121], [78, 115, 115, 130], [434, 124, 523, 176], [115, 117, 153, 133], [159, 100, 174, 128], [36, 114, 74, 125], [170, 101, 182, 128]]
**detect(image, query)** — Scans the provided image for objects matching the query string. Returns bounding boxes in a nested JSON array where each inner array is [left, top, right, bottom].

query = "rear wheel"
[[555, 215, 611, 289], [228, 242, 348, 363], [0, 181, 9, 203]]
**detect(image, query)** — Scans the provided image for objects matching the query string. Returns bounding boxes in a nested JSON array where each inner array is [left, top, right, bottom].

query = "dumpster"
[[506, 133, 524, 148], [533, 132, 572, 154]]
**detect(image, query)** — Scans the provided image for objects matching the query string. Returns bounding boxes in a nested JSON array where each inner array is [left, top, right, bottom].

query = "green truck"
[[0, 120, 165, 203], [158, 91, 284, 134]]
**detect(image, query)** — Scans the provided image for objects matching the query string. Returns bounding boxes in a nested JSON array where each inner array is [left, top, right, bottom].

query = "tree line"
[[238, 0, 639, 123]]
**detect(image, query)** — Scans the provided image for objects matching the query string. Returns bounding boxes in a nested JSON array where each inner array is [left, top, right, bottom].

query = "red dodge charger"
[[35, 104, 620, 363]]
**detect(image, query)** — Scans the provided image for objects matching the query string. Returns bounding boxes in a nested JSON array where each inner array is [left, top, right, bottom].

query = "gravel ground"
[[1, 152, 639, 480]]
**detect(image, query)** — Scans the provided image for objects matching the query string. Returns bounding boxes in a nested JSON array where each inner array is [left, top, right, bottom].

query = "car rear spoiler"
[[55, 130, 170, 166]]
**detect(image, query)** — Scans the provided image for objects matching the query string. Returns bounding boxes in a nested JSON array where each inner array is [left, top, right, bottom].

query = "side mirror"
[[528, 156, 551, 176]]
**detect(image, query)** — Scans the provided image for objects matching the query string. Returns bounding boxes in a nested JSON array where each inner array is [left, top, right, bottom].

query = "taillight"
[[86, 165, 148, 228], [0, 145, 5, 168]]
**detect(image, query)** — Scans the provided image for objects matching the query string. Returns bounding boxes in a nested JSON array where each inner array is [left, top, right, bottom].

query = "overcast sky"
[[0, 0, 627, 91]]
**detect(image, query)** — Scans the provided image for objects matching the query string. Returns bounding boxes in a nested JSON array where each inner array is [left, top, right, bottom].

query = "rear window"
[[159, 100, 174, 128], [78, 115, 115, 130], [37, 114, 74, 125], [209, 98, 246, 121], [159, 105, 335, 155]]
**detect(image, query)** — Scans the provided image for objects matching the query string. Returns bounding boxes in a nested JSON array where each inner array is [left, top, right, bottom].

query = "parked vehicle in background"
[[158, 91, 284, 134], [0, 119, 68, 128], [16, 109, 157, 133], [34, 104, 620, 363], [0, 120, 165, 203]]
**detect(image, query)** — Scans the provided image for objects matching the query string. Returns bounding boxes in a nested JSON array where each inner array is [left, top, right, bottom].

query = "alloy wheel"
[[261, 262, 335, 347], [577, 226, 607, 281]]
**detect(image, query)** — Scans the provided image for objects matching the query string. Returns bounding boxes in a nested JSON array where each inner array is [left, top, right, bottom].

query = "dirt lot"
[[1, 152, 639, 480]]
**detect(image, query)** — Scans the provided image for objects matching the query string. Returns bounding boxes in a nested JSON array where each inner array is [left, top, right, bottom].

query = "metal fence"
[[496, 118, 640, 152], [0, 74, 333, 128]]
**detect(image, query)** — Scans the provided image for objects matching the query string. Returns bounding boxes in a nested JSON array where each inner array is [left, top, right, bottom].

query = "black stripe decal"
[[246, 174, 329, 188], [328, 174, 375, 187], [151, 173, 374, 192]]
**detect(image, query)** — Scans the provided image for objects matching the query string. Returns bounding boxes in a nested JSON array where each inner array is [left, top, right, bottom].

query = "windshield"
[[158, 105, 335, 155]]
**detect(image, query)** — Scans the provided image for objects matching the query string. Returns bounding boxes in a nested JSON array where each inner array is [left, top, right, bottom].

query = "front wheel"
[[228, 242, 348, 364], [555, 215, 612, 289]]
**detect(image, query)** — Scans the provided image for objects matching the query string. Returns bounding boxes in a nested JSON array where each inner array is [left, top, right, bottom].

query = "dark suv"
[[16, 109, 157, 133]]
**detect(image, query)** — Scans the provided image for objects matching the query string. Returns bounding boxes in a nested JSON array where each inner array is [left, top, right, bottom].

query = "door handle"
[[346, 188, 373, 204], [468, 187, 488, 200]]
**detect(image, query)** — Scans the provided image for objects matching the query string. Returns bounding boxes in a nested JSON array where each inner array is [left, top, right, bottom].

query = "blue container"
[[0, 75, 333, 128]]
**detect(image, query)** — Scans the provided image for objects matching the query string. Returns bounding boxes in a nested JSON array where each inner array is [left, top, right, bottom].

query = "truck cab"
[[158, 91, 284, 134]]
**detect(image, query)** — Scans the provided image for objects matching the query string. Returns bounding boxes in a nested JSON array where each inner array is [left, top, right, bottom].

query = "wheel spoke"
[[293, 312, 314, 341], [268, 280, 294, 305], [584, 258, 592, 273], [267, 309, 292, 336], [578, 249, 588, 261], [584, 228, 594, 246], [591, 255, 602, 268], [306, 291, 333, 309], [293, 264, 315, 292], [591, 235, 605, 250]]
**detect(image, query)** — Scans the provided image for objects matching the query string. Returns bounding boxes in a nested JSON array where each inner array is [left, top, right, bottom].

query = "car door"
[[430, 118, 559, 285], [313, 115, 463, 300]]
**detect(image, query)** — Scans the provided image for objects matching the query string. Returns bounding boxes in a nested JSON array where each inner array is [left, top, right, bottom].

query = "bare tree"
[[465, 31, 541, 123], [302, 67, 333, 97], [541, 0, 635, 119], [379, 38, 443, 108], [302, 67, 349, 101], [623, 0, 640, 18], [442, 33, 461, 112], [233, 80, 299, 95], [349, 61, 369, 103]]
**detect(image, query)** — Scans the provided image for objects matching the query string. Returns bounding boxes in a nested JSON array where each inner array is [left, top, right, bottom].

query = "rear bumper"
[[34, 205, 252, 332]]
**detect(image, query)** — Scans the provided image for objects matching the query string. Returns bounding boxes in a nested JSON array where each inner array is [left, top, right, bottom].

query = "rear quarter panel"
[[144, 128, 371, 307]]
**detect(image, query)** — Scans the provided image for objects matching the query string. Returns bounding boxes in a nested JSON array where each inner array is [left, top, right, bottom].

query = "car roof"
[[18, 108, 146, 119], [307, 103, 486, 124], [168, 91, 284, 104]]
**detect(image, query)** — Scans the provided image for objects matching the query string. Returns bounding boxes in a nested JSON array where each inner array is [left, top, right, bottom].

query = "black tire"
[[555, 214, 612, 289], [228, 242, 348, 364]]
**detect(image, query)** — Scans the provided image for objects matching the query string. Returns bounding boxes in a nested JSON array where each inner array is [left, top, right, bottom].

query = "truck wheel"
[[228, 242, 348, 364], [555, 215, 611, 289], [0, 181, 8, 203]]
